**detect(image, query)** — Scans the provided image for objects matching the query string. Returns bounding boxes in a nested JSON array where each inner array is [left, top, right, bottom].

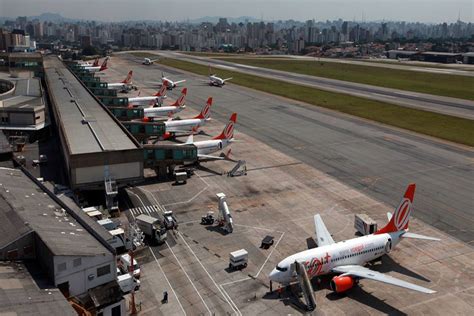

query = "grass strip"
[[213, 57, 474, 101]]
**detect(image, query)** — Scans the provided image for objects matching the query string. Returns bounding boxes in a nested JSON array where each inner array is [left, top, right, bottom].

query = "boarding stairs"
[[294, 260, 316, 311]]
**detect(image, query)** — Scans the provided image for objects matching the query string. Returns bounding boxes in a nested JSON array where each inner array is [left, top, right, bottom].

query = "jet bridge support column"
[[293, 260, 316, 311]]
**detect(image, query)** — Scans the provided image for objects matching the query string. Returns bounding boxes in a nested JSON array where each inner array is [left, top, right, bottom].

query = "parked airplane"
[[163, 97, 212, 134], [107, 71, 135, 92], [141, 88, 187, 119], [78, 58, 99, 67], [208, 65, 232, 87], [83, 57, 108, 73], [128, 82, 168, 106], [143, 57, 159, 65], [269, 183, 439, 295], [160, 72, 186, 90], [182, 112, 237, 160]]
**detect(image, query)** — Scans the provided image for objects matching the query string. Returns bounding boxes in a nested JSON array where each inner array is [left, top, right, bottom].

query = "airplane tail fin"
[[92, 58, 99, 67], [194, 97, 212, 119], [375, 184, 415, 234], [99, 57, 109, 71], [154, 81, 168, 97], [122, 70, 133, 84], [213, 113, 237, 140], [171, 88, 187, 107]]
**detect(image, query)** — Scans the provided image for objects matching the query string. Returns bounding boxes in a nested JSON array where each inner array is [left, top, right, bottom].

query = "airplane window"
[[276, 266, 287, 272]]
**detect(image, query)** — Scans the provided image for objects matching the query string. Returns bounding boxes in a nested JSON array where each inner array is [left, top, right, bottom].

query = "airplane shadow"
[[195, 164, 223, 176], [369, 255, 431, 282], [262, 284, 311, 314], [326, 285, 408, 316], [204, 224, 228, 236]]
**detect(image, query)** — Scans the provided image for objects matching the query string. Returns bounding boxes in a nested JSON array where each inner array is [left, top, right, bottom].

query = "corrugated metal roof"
[[0, 167, 110, 256]]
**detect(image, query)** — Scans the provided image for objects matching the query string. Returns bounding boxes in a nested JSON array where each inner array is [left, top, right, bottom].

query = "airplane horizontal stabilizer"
[[402, 232, 440, 241]]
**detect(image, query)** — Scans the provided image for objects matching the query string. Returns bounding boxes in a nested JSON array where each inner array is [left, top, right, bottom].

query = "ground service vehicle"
[[229, 249, 248, 270], [136, 214, 167, 244], [117, 274, 140, 294], [118, 254, 141, 279]]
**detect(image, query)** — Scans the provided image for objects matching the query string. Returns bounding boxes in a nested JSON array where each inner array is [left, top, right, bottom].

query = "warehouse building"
[[0, 167, 125, 315], [44, 56, 143, 190]]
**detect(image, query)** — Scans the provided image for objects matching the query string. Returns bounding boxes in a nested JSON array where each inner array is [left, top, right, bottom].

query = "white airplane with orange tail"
[[78, 58, 99, 67], [128, 81, 169, 106], [183, 113, 237, 160], [269, 183, 439, 294], [107, 70, 135, 92], [163, 97, 213, 133], [83, 57, 109, 73], [141, 88, 187, 119]]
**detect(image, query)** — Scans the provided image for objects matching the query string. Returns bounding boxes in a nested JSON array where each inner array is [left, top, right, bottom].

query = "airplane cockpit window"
[[276, 265, 287, 272]]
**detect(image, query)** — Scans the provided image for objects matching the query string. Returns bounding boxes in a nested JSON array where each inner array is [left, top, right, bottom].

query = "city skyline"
[[0, 0, 472, 23]]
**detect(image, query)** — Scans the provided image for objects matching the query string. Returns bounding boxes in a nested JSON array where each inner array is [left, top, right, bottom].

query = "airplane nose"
[[269, 268, 279, 282]]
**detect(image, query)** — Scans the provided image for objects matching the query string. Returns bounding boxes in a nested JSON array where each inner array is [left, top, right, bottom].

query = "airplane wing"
[[332, 265, 436, 294], [174, 80, 186, 85], [198, 154, 225, 160], [223, 77, 233, 82], [314, 214, 335, 247]]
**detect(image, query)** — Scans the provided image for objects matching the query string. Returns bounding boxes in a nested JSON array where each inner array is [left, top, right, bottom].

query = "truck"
[[136, 214, 167, 244], [163, 210, 178, 230], [108, 228, 132, 253], [229, 249, 248, 270], [354, 214, 378, 236], [117, 274, 140, 294]]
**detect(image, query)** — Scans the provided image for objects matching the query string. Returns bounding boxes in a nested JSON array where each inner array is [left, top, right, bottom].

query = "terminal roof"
[[43, 56, 138, 155]]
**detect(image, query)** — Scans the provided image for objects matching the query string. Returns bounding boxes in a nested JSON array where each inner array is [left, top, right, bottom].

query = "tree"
[[82, 45, 98, 56]]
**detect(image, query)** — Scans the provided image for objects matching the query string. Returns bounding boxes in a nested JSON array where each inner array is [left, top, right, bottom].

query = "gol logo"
[[394, 198, 411, 230]]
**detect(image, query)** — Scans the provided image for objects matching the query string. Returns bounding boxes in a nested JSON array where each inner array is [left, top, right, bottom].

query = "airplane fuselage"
[[128, 96, 163, 106], [144, 106, 184, 118], [108, 82, 132, 91], [209, 76, 225, 86], [269, 232, 402, 284], [194, 139, 232, 155], [164, 118, 206, 132]]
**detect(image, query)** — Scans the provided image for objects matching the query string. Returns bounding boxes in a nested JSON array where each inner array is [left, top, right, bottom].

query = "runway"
[[156, 51, 474, 120], [110, 55, 474, 246]]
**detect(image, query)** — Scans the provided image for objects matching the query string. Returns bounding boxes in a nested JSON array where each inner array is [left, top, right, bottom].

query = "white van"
[[118, 254, 141, 279], [117, 274, 140, 294]]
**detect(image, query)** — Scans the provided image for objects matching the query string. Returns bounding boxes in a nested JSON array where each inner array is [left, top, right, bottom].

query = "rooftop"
[[0, 261, 75, 316], [43, 56, 138, 155], [0, 167, 110, 256]]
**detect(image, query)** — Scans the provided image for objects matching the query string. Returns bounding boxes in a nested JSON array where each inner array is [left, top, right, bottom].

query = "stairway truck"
[[136, 214, 167, 244]]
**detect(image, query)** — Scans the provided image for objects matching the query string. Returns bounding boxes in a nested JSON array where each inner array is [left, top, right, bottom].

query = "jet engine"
[[330, 275, 355, 293]]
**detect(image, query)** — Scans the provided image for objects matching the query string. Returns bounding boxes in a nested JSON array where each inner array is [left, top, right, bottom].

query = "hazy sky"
[[0, 0, 472, 23]]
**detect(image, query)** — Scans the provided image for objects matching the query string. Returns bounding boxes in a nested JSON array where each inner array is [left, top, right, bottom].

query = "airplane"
[[160, 72, 186, 90], [269, 183, 439, 295], [143, 57, 159, 65], [107, 70, 135, 92], [141, 88, 187, 119], [208, 65, 232, 87], [181, 112, 237, 160], [82, 57, 108, 73], [163, 97, 212, 134], [78, 58, 99, 67], [128, 81, 169, 106]]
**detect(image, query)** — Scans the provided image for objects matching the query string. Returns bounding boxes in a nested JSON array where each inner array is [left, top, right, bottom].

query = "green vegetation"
[[158, 57, 474, 147], [214, 57, 474, 100], [127, 52, 160, 59]]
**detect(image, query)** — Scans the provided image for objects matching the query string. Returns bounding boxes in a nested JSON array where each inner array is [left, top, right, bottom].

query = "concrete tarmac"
[[154, 51, 474, 120], [108, 55, 474, 246]]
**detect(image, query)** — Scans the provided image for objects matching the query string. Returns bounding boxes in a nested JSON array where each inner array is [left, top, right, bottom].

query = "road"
[[154, 51, 474, 120], [111, 55, 474, 246]]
